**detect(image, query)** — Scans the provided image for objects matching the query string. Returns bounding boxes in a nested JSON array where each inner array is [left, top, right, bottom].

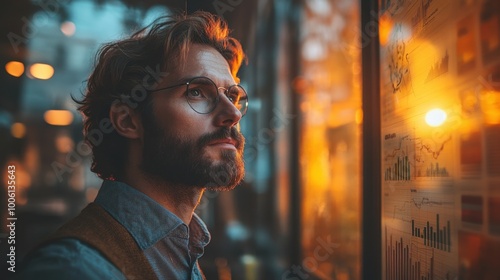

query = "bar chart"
[[379, 0, 500, 278], [384, 226, 454, 280], [423, 162, 449, 178], [385, 226, 434, 280], [385, 155, 411, 181], [383, 128, 454, 182], [411, 214, 451, 252], [382, 183, 456, 280], [384, 227, 453, 280], [384, 133, 413, 182]]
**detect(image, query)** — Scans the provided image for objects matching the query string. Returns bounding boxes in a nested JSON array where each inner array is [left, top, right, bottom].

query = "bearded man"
[[18, 11, 247, 280]]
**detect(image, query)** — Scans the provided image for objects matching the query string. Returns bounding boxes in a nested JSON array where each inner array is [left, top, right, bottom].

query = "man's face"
[[140, 44, 245, 190]]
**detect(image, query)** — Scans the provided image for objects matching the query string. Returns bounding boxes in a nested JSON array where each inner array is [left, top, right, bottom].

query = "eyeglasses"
[[149, 76, 248, 116]]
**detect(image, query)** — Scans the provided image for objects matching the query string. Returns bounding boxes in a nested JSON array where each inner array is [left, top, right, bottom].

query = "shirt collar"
[[94, 180, 210, 250]]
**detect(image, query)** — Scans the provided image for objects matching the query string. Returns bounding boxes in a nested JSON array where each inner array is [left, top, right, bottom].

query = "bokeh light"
[[44, 110, 74, 126], [29, 63, 54, 80], [60, 21, 76, 37], [55, 135, 75, 153], [11, 122, 26, 138], [5, 61, 25, 77], [425, 108, 447, 127]]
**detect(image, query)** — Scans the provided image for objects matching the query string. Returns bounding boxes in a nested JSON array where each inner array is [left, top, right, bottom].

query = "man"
[[18, 11, 247, 279]]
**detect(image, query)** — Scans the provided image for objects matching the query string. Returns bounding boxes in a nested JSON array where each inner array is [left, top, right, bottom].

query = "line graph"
[[383, 185, 457, 280], [392, 197, 454, 222], [415, 136, 451, 161], [384, 132, 452, 180]]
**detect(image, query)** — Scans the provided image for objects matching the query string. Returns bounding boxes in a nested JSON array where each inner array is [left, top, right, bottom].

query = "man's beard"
[[140, 114, 245, 191]]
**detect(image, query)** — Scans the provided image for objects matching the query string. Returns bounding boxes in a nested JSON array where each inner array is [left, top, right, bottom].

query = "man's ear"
[[109, 101, 142, 139]]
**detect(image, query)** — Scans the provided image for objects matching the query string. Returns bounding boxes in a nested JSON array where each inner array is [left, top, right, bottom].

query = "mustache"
[[198, 127, 244, 150]]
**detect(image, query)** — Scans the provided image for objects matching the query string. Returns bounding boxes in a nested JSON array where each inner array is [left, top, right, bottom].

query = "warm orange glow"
[[44, 110, 73, 126], [55, 135, 74, 153], [5, 61, 24, 77], [379, 15, 393, 46], [60, 21, 76, 37], [481, 90, 500, 124], [11, 122, 26, 138], [29, 63, 54, 80], [425, 108, 447, 127], [355, 109, 363, 124], [457, 16, 476, 66]]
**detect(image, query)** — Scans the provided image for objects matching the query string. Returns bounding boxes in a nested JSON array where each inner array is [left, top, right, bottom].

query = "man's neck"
[[121, 173, 204, 225]]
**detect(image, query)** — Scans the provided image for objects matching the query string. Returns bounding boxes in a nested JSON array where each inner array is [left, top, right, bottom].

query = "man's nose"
[[213, 90, 242, 127]]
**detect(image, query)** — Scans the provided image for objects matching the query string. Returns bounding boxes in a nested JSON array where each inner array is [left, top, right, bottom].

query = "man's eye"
[[227, 93, 240, 104], [187, 88, 204, 98]]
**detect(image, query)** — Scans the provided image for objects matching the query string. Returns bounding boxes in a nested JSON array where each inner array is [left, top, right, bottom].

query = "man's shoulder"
[[16, 238, 125, 280]]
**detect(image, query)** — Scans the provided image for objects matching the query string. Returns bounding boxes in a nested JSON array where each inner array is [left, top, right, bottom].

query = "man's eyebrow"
[[158, 76, 194, 90], [211, 77, 240, 87], [175, 76, 239, 87], [174, 76, 195, 85]]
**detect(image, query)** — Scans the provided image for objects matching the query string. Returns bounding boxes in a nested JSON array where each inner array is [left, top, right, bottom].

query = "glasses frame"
[[148, 76, 248, 116]]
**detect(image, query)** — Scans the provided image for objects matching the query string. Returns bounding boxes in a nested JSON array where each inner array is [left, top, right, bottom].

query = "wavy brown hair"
[[75, 11, 245, 180]]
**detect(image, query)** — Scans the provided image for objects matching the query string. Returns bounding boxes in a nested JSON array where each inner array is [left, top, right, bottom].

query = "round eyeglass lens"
[[186, 77, 218, 114], [186, 77, 248, 115], [227, 85, 248, 115]]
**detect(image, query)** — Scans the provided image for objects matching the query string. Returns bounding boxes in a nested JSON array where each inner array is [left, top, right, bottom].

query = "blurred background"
[[0, 1, 362, 279], [1, 0, 499, 279]]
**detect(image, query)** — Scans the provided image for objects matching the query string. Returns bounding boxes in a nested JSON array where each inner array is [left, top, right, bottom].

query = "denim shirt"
[[18, 180, 211, 280]]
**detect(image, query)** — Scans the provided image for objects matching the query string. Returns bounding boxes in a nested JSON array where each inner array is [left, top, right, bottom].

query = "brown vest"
[[35, 203, 158, 280]]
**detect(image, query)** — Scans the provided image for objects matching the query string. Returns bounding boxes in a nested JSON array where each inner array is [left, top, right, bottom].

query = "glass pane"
[[379, 0, 500, 279], [299, 0, 362, 278]]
